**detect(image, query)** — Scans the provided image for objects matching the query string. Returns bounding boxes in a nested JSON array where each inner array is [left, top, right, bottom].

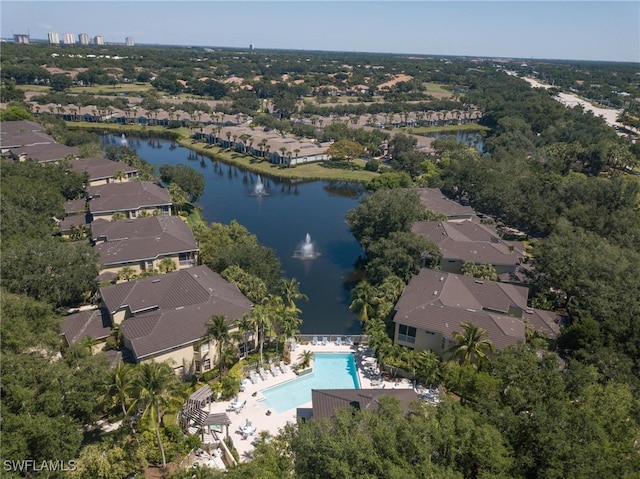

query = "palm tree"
[[298, 350, 314, 370], [158, 257, 177, 274], [205, 314, 230, 381], [278, 278, 308, 309], [237, 315, 254, 358], [416, 350, 441, 386], [446, 322, 495, 367], [349, 281, 380, 323], [101, 361, 135, 417], [131, 362, 185, 470], [111, 212, 127, 221], [113, 170, 127, 182], [250, 303, 272, 365], [117, 265, 137, 282]]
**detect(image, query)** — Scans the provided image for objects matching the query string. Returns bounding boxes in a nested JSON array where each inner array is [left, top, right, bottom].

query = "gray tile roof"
[[311, 389, 419, 420], [394, 269, 560, 348], [87, 181, 171, 214], [60, 308, 112, 344], [412, 221, 525, 266], [92, 216, 198, 266], [64, 198, 87, 215], [101, 266, 253, 360], [0, 120, 54, 148], [10, 142, 80, 163], [415, 188, 476, 219], [68, 157, 137, 182]]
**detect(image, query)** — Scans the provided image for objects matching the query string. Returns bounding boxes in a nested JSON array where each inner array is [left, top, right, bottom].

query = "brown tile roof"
[[60, 308, 112, 344], [394, 269, 560, 347], [91, 216, 198, 266], [68, 157, 137, 182], [10, 142, 80, 163], [87, 181, 171, 215], [412, 221, 525, 267], [64, 198, 87, 215], [311, 389, 420, 420], [415, 188, 476, 219], [101, 266, 253, 360], [0, 120, 54, 148]]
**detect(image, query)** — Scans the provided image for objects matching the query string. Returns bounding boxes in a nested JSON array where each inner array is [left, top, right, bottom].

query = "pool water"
[[261, 353, 361, 413]]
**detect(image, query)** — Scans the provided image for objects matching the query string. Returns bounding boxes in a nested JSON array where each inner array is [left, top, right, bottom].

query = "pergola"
[[201, 412, 232, 441]]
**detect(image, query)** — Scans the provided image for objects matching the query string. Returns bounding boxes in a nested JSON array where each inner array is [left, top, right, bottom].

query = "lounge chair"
[[335, 337, 342, 346], [312, 336, 318, 346], [290, 339, 297, 351], [250, 371, 260, 384], [270, 364, 280, 376], [322, 336, 328, 346], [260, 367, 269, 381], [345, 336, 353, 346], [279, 360, 287, 374]]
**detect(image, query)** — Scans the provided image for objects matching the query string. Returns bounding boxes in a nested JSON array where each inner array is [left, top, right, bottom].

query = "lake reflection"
[[102, 135, 366, 334]]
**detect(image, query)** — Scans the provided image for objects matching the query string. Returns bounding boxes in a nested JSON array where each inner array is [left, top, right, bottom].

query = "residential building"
[[13, 34, 30, 44], [68, 157, 138, 186], [48, 32, 60, 44], [91, 216, 199, 277], [87, 181, 172, 221], [125, 36, 134, 46], [63, 33, 75, 45], [78, 33, 89, 45], [8, 142, 80, 163], [99, 266, 253, 377], [412, 220, 528, 282], [310, 389, 419, 421], [60, 307, 112, 354], [392, 269, 562, 356], [415, 188, 477, 222], [93, 35, 104, 45]]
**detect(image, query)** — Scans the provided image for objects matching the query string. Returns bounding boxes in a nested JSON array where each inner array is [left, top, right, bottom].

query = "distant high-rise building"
[[125, 36, 134, 46], [78, 33, 89, 45], [13, 34, 30, 44], [63, 33, 75, 45], [48, 32, 60, 44], [249, 43, 254, 51], [93, 35, 104, 45]]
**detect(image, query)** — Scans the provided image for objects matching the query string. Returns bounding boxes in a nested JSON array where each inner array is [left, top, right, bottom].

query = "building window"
[[398, 324, 416, 344], [201, 343, 209, 354], [195, 360, 201, 372], [203, 359, 211, 370]]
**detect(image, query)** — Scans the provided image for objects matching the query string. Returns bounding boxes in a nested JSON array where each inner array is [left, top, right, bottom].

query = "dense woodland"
[[1, 44, 640, 477]]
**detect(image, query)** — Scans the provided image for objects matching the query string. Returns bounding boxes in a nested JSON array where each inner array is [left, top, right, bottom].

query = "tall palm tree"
[[278, 278, 308, 309], [236, 315, 254, 358], [250, 303, 272, 365], [158, 257, 177, 274], [349, 281, 380, 323], [131, 362, 185, 470], [446, 322, 495, 367], [101, 360, 135, 417], [205, 314, 230, 381]]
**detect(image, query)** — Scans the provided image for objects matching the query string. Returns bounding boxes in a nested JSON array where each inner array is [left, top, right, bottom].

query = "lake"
[[102, 134, 365, 335]]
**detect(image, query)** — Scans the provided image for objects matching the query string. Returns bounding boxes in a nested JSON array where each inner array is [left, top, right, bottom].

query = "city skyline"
[[1, 1, 639, 63]]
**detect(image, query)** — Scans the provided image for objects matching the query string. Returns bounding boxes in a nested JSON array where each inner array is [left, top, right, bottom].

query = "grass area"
[[423, 82, 452, 95], [398, 124, 490, 136], [68, 83, 153, 95], [179, 139, 378, 183], [67, 121, 186, 139], [16, 85, 51, 93], [181, 203, 206, 228]]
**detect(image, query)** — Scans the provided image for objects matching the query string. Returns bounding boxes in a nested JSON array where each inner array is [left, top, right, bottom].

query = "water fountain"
[[293, 233, 321, 260], [120, 133, 128, 146], [251, 175, 267, 196]]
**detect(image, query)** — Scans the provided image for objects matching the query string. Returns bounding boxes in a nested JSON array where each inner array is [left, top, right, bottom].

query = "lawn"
[[398, 124, 490, 135], [68, 83, 153, 95]]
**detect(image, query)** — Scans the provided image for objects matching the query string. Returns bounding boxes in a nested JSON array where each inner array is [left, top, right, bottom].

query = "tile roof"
[[10, 142, 80, 163], [68, 157, 137, 181], [0, 120, 54, 148], [412, 221, 525, 266], [101, 266, 253, 360], [394, 269, 560, 348], [415, 188, 476, 219], [60, 308, 112, 344], [311, 389, 419, 420], [92, 216, 198, 266], [87, 181, 171, 214]]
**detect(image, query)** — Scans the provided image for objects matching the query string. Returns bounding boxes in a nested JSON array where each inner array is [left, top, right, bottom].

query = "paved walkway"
[[206, 343, 412, 461]]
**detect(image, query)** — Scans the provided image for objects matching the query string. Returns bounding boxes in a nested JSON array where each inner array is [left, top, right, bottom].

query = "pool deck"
[[205, 343, 413, 462]]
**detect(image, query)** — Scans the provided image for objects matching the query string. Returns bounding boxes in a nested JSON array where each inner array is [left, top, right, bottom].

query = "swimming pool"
[[261, 353, 361, 414]]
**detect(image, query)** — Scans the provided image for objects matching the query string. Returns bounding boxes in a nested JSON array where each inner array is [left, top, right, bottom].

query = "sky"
[[1, 1, 639, 63]]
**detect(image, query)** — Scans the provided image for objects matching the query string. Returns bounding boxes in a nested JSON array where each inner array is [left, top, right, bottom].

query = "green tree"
[[349, 281, 380, 323], [446, 322, 495, 367], [278, 277, 308, 309], [460, 262, 499, 281], [131, 362, 185, 470], [159, 164, 205, 203], [250, 303, 273, 365], [158, 257, 177, 274], [205, 314, 231, 381], [327, 139, 367, 162], [168, 183, 188, 215]]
